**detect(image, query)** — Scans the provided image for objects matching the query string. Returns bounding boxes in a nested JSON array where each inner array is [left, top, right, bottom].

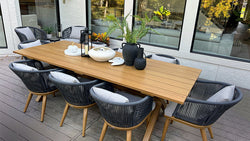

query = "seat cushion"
[[70, 26, 86, 39], [164, 101, 178, 117], [50, 71, 80, 83], [12, 63, 38, 71], [151, 54, 177, 64], [93, 87, 129, 103], [19, 40, 42, 49], [16, 27, 36, 41], [207, 85, 235, 102]]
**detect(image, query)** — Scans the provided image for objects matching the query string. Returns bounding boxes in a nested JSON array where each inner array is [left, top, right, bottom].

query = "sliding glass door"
[[0, 5, 7, 48]]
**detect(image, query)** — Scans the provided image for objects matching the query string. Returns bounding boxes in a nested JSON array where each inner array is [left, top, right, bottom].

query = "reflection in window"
[[19, 0, 57, 35], [0, 5, 7, 48], [88, 0, 124, 39], [134, 0, 186, 49], [192, 0, 250, 61]]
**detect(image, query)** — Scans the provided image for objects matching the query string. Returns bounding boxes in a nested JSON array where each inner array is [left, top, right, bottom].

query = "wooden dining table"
[[14, 40, 201, 141]]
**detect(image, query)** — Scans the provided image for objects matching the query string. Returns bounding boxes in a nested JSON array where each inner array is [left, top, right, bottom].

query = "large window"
[[88, 0, 124, 39], [0, 5, 7, 48], [192, 0, 250, 61], [133, 0, 186, 49], [19, 0, 57, 35]]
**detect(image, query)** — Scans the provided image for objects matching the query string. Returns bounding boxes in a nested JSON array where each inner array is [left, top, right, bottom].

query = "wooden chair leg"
[[99, 122, 108, 141], [200, 128, 207, 141], [60, 103, 69, 126], [52, 92, 56, 97], [82, 108, 88, 136], [35, 95, 42, 102], [126, 130, 132, 141], [41, 95, 47, 122], [170, 120, 173, 124], [24, 92, 33, 112], [161, 117, 171, 141], [208, 126, 214, 139]]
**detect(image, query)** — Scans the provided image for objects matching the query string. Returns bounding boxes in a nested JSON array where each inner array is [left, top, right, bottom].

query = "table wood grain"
[[14, 41, 201, 104]]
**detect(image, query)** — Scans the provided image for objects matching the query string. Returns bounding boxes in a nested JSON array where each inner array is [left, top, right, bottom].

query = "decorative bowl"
[[88, 47, 115, 62]]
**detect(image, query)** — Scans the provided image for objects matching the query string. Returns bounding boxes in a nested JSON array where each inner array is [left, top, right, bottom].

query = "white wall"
[[59, 0, 86, 31]]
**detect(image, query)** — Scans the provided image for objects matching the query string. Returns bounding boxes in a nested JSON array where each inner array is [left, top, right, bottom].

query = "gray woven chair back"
[[173, 79, 243, 126], [90, 82, 153, 128], [49, 74, 100, 106], [62, 26, 87, 39], [147, 54, 180, 64], [9, 60, 59, 93], [15, 26, 47, 42]]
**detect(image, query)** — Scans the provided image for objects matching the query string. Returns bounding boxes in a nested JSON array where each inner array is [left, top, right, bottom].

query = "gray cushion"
[[19, 40, 41, 49], [12, 63, 38, 71], [70, 26, 86, 39], [151, 54, 177, 64], [50, 71, 80, 83], [207, 85, 235, 102], [16, 27, 36, 41], [93, 87, 129, 103]]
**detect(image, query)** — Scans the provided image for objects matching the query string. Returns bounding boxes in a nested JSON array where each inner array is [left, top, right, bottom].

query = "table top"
[[14, 41, 201, 104]]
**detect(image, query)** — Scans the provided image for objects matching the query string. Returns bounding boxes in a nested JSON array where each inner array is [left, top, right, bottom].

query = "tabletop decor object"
[[80, 29, 92, 57], [108, 57, 124, 66], [106, 13, 160, 66], [134, 47, 146, 70], [88, 47, 115, 62], [64, 42, 83, 56]]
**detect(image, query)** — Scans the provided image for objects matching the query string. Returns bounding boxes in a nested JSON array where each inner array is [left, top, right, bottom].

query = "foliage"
[[201, 0, 238, 26], [91, 32, 110, 46], [153, 6, 171, 20], [43, 26, 53, 34], [106, 13, 160, 44]]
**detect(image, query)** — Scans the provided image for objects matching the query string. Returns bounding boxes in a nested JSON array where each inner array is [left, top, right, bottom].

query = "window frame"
[[0, 4, 8, 49], [190, 0, 250, 63]]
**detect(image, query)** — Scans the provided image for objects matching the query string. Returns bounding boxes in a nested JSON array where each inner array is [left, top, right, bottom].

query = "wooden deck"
[[0, 56, 250, 141]]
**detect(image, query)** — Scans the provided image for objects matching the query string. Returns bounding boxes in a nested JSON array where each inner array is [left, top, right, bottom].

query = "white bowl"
[[88, 47, 116, 62]]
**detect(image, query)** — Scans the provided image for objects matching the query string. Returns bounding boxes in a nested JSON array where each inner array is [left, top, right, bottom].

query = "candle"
[[85, 45, 88, 55]]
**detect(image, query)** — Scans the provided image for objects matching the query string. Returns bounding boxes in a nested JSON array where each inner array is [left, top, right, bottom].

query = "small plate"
[[109, 57, 124, 66]]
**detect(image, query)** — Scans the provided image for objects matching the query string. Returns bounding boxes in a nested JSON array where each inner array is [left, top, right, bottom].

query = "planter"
[[47, 34, 52, 39], [134, 48, 146, 70], [122, 43, 140, 66]]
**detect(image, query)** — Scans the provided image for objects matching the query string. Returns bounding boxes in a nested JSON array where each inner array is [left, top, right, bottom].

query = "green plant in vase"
[[106, 13, 159, 66], [43, 26, 54, 39]]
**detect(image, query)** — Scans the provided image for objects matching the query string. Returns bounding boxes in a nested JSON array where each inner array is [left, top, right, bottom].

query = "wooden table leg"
[[143, 98, 162, 141], [35, 95, 42, 102]]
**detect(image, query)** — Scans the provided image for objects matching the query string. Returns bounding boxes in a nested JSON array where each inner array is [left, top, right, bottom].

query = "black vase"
[[134, 48, 146, 70], [122, 43, 139, 66]]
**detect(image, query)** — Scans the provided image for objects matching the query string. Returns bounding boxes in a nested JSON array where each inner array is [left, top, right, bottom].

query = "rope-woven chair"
[[49, 74, 100, 136], [146, 54, 180, 64], [9, 60, 61, 122], [15, 26, 49, 43], [61, 26, 87, 39], [161, 79, 243, 141], [90, 82, 154, 141]]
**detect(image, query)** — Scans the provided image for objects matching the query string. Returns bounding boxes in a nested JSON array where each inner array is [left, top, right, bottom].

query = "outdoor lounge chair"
[[48, 73, 100, 136], [61, 26, 87, 43], [161, 79, 243, 141], [15, 26, 49, 43], [90, 82, 154, 141], [146, 54, 180, 64], [9, 60, 61, 122]]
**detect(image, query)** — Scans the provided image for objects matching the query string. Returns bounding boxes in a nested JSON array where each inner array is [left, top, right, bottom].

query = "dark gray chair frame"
[[15, 26, 48, 42], [61, 26, 87, 39], [49, 74, 100, 136], [90, 82, 153, 141], [9, 60, 62, 122], [146, 54, 180, 64], [161, 79, 243, 141]]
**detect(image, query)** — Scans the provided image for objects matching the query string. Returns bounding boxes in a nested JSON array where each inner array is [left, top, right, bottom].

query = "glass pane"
[[19, 0, 57, 35], [134, 0, 186, 49], [0, 5, 7, 48], [192, 0, 250, 61], [88, 0, 124, 39]]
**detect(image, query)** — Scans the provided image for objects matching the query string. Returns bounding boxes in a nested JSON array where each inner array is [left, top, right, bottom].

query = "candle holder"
[[80, 28, 92, 57]]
